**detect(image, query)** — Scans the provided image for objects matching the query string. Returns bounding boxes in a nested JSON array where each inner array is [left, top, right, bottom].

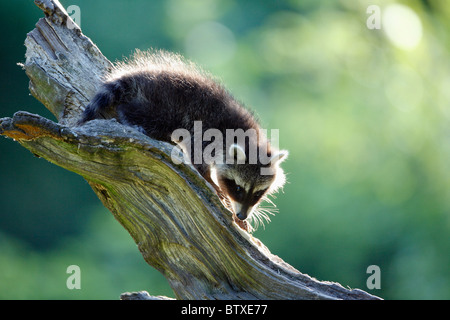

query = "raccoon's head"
[[210, 143, 288, 225]]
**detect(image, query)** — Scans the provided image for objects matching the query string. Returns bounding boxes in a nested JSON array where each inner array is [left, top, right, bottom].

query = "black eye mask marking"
[[222, 177, 269, 208], [252, 189, 266, 201], [223, 178, 245, 202]]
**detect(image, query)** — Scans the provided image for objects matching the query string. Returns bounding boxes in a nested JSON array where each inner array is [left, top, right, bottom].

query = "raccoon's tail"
[[77, 80, 127, 125]]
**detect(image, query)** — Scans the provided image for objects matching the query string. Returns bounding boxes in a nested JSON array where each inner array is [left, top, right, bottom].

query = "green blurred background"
[[1, 0, 449, 299]]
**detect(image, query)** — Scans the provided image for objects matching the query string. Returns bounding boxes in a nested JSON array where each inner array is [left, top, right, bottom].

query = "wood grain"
[[0, 0, 381, 300]]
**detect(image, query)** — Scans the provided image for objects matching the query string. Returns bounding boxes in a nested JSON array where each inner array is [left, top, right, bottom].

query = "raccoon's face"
[[210, 143, 288, 222]]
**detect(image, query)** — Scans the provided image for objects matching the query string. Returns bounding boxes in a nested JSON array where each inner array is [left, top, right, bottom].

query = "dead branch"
[[0, 0, 380, 300]]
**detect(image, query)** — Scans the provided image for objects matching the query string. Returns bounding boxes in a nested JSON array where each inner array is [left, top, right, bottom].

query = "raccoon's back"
[[79, 50, 259, 142]]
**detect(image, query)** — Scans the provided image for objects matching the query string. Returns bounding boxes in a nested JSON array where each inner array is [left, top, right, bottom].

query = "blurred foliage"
[[0, 0, 449, 299]]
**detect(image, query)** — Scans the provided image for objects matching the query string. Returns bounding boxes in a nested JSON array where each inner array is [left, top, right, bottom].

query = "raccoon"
[[78, 49, 288, 230]]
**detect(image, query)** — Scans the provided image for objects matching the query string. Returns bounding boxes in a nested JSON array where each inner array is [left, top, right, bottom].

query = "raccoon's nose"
[[236, 211, 247, 220], [233, 203, 250, 220]]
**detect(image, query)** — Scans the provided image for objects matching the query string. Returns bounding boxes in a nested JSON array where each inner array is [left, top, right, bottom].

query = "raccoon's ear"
[[228, 144, 247, 163], [270, 150, 288, 165]]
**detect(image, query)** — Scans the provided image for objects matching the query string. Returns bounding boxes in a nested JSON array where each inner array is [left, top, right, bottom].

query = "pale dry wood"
[[23, 0, 112, 125], [0, 0, 381, 300]]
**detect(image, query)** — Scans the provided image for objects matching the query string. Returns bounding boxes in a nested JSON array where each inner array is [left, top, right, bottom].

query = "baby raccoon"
[[78, 49, 288, 230]]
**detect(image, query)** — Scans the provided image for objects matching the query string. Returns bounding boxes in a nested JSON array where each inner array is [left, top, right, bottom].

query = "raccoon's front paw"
[[233, 214, 251, 232]]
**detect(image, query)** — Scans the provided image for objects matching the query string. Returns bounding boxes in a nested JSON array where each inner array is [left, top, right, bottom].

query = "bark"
[[0, 0, 381, 300]]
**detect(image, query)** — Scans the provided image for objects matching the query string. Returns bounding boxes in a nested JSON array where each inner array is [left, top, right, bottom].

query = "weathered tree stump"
[[0, 0, 380, 300]]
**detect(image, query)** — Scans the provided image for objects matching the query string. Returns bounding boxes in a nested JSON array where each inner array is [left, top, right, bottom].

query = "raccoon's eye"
[[234, 185, 245, 201], [253, 190, 266, 200], [223, 179, 244, 200]]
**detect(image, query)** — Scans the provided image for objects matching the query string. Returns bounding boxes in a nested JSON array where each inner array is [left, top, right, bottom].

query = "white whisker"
[[247, 197, 279, 232]]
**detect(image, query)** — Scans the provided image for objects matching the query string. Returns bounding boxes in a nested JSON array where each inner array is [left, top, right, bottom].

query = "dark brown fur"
[[78, 50, 287, 227]]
